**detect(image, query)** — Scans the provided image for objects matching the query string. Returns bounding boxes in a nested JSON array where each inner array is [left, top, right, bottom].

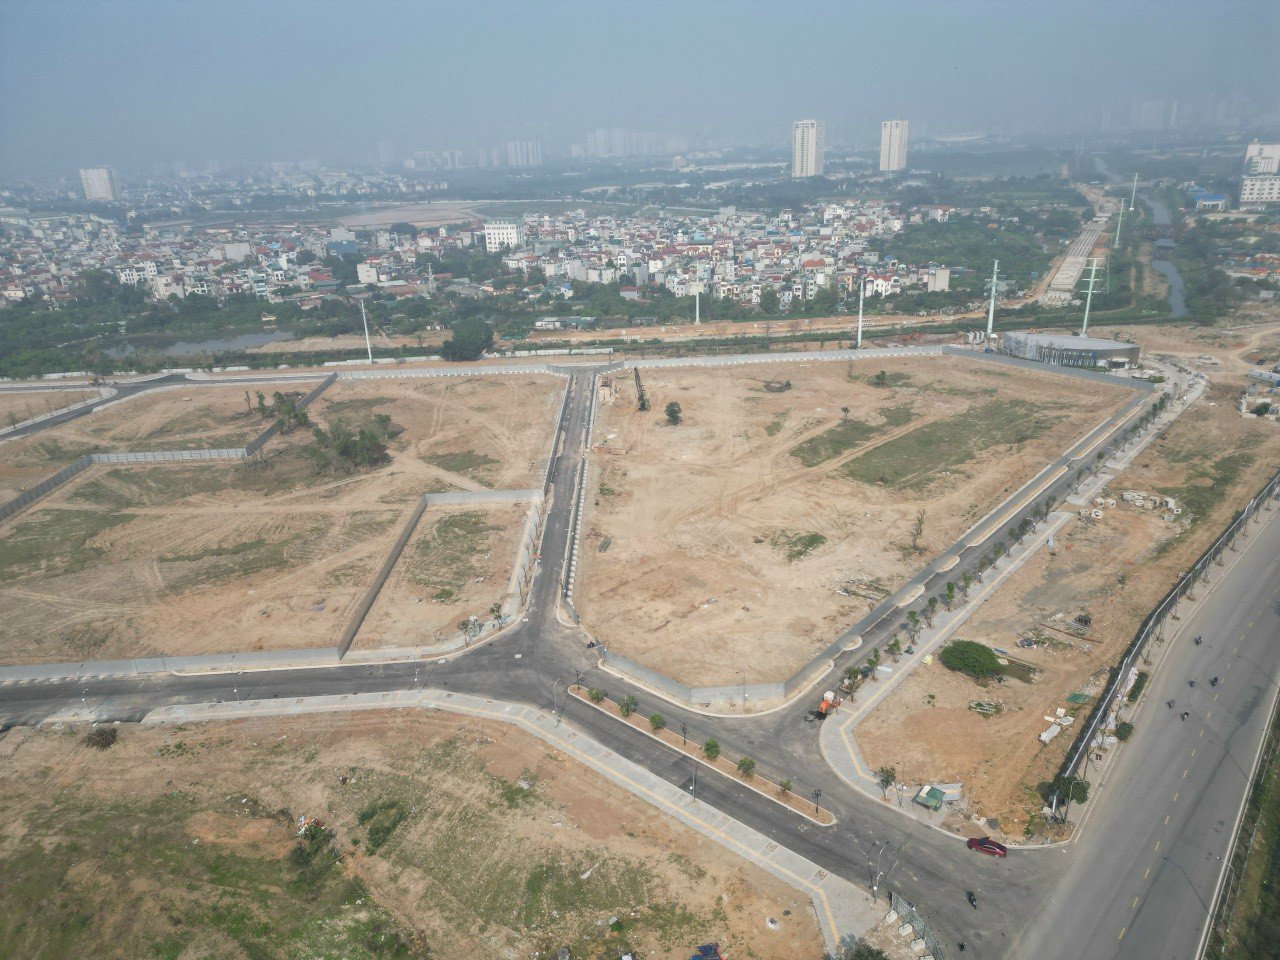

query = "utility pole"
[[359, 300, 373, 364], [855, 277, 865, 349], [1080, 257, 1104, 337], [985, 260, 999, 340], [694, 290, 700, 324], [1129, 172, 1138, 212], [1113, 204, 1125, 249]]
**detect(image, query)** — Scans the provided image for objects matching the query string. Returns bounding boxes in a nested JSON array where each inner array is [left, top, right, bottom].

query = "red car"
[[967, 836, 1008, 857]]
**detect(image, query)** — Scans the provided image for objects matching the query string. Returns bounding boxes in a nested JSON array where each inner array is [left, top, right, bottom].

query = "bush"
[[665, 400, 682, 425], [737, 757, 756, 779], [938, 639, 1003, 679], [83, 726, 118, 750], [1116, 721, 1134, 741], [1127, 671, 1149, 702], [587, 688, 605, 704], [703, 738, 720, 760], [618, 695, 637, 718], [648, 713, 666, 732]]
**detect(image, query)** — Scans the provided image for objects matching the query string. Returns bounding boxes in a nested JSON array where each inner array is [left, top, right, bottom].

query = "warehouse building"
[[1002, 332, 1140, 370]]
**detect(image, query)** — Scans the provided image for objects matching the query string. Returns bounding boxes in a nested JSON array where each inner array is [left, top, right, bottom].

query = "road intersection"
[[1, 352, 1276, 959]]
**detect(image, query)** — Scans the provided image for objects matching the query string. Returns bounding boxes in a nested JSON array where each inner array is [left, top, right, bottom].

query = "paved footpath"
[[119, 688, 881, 955]]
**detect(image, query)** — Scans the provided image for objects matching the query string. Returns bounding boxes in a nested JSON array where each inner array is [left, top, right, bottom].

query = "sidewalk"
[[134, 688, 879, 955], [819, 510, 1075, 834]]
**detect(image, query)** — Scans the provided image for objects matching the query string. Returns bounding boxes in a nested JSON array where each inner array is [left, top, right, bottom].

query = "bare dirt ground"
[[0, 375, 561, 663], [310, 374, 561, 492], [339, 200, 485, 228], [355, 501, 531, 650], [0, 388, 96, 425], [0, 713, 821, 960], [579, 356, 1131, 688], [0, 382, 306, 501], [859, 321, 1280, 837]]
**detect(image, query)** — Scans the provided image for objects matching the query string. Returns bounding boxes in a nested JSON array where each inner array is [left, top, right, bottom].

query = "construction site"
[[0, 373, 562, 664], [577, 355, 1133, 689], [856, 319, 1280, 834]]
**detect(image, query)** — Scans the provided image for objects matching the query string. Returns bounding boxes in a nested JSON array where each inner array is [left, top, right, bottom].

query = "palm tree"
[[925, 596, 939, 627]]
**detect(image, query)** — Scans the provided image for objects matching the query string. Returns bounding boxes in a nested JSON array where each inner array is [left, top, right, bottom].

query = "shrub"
[[737, 757, 756, 779], [779, 778, 793, 795], [648, 713, 666, 732], [1116, 721, 1134, 741], [665, 400, 682, 425], [587, 688, 605, 704], [1127, 671, 1149, 703], [938, 639, 1003, 680], [703, 738, 720, 761], [83, 726, 118, 750], [618, 695, 638, 718]]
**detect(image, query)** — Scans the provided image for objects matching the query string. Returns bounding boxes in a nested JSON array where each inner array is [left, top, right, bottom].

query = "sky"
[[1, 0, 1277, 176]]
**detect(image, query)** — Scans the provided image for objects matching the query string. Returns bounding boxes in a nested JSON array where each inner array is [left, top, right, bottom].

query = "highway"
[[0, 351, 1273, 958], [1014, 502, 1280, 960]]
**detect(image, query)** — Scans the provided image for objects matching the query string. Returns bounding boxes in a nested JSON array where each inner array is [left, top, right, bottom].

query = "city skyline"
[[3, 0, 1278, 177]]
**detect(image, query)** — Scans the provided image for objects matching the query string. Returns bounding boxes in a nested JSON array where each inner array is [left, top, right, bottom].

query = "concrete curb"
[[137, 688, 878, 955]]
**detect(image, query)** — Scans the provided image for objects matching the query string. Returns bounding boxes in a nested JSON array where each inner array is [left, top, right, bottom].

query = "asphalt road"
[[1014, 503, 1280, 960], [0, 352, 1266, 959]]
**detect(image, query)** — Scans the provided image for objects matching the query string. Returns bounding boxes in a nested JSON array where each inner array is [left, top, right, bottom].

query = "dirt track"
[[578, 356, 1130, 688]]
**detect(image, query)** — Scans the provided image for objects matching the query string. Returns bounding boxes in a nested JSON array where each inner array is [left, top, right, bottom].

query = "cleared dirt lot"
[[859, 325, 1280, 837], [579, 357, 1131, 687], [0, 713, 820, 960], [0, 375, 561, 663], [309, 374, 562, 492], [0, 388, 96, 425], [354, 501, 532, 651], [0, 382, 310, 502]]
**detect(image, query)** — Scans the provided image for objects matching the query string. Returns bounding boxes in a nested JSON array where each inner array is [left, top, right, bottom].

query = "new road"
[[1014, 502, 1280, 960], [0, 352, 1275, 959]]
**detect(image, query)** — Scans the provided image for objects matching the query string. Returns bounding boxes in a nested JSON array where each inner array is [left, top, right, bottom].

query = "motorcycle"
[[1189, 679, 1197, 688], [966, 891, 978, 910], [1167, 699, 1176, 709], [1181, 711, 1190, 721], [1194, 636, 1203, 646], [1210, 677, 1219, 687]]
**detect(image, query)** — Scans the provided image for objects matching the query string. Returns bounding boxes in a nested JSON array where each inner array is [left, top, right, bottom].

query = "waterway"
[[107, 330, 295, 358], [1143, 196, 1188, 318], [1093, 155, 1188, 319]]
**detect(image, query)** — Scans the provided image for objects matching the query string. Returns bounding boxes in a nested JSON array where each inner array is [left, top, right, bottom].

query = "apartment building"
[[791, 120, 825, 178], [879, 120, 909, 172], [79, 167, 119, 202], [484, 220, 525, 252]]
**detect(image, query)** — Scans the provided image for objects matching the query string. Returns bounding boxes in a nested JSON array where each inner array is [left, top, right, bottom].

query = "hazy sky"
[[1, 0, 1277, 176]]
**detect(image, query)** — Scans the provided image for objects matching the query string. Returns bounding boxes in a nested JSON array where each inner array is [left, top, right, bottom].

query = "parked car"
[[967, 836, 1007, 857]]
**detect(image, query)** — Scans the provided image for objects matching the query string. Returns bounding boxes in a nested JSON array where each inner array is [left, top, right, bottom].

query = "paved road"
[[1013, 504, 1280, 960]]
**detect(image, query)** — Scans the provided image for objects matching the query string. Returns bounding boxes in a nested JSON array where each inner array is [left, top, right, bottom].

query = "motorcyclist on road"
[[1194, 636, 1203, 645], [966, 891, 978, 909], [1181, 711, 1190, 721], [1167, 699, 1176, 708], [1189, 679, 1197, 687], [1210, 676, 1219, 687]]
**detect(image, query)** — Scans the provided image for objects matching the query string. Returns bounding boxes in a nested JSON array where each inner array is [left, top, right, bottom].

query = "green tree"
[[619, 695, 638, 718], [842, 945, 890, 960], [939, 639, 1003, 680], [587, 688, 605, 704], [876, 766, 897, 799], [648, 713, 666, 732], [926, 596, 939, 626], [737, 757, 756, 779], [703, 738, 720, 760], [758, 287, 780, 314], [665, 400, 682, 425], [441, 316, 494, 361], [945, 581, 958, 610], [778, 777, 793, 795], [872, 370, 889, 388], [909, 510, 926, 553]]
